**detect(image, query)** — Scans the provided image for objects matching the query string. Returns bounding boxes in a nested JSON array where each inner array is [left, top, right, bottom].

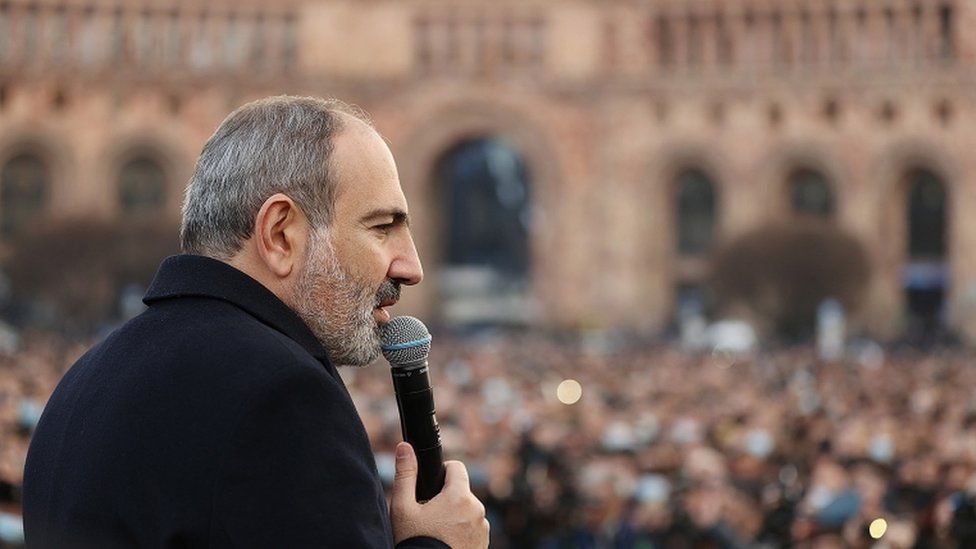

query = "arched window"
[[676, 169, 716, 255], [441, 137, 531, 277], [1, 153, 49, 237], [790, 168, 833, 217], [907, 169, 946, 259], [118, 156, 167, 217]]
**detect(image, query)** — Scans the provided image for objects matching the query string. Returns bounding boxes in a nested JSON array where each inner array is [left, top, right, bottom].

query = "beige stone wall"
[[299, 2, 412, 78], [1, 0, 975, 340]]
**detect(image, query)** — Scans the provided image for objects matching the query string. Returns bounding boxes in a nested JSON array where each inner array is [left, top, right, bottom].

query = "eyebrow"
[[361, 208, 410, 226]]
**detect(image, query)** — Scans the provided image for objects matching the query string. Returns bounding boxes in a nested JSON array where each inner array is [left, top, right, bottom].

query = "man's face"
[[293, 116, 423, 366]]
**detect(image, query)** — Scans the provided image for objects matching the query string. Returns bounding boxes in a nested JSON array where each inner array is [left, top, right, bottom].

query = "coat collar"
[[143, 254, 331, 363]]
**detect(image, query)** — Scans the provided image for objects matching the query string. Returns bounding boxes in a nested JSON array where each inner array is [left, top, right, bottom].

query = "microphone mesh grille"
[[380, 316, 431, 365]]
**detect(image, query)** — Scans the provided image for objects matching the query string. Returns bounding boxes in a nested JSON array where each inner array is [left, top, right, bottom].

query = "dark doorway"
[[904, 168, 948, 337], [438, 137, 532, 324], [675, 169, 716, 256]]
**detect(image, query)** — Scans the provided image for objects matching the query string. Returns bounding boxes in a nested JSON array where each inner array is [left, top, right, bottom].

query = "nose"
[[388, 232, 423, 286]]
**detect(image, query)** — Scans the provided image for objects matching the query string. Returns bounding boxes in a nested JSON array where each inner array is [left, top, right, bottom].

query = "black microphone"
[[380, 316, 445, 502]]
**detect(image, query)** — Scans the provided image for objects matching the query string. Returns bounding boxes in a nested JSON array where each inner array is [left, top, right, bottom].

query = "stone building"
[[0, 0, 974, 340]]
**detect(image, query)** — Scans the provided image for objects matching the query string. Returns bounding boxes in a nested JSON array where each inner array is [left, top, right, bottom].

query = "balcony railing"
[[0, 1, 298, 78]]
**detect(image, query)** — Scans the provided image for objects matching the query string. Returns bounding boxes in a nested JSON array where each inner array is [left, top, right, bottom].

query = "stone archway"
[[0, 131, 69, 240], [102, 132, 189, 220], [645, 143, 730, 328], [871, 140, 960, 339], [395, 101, 560, 326], [436, 137, 532, 325], [116, 154, 168, 219], [754, 141, 847, 225], [0, 152, 49, 238]]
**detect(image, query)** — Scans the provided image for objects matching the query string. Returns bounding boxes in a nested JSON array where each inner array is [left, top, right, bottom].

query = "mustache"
[[374, 279, 400, 307]]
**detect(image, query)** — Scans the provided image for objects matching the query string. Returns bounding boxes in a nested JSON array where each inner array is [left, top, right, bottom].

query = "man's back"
[[22, 255, 393, 548]]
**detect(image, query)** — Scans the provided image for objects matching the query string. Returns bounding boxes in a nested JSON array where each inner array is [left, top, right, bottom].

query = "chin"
[[332, 340, 382, 368]]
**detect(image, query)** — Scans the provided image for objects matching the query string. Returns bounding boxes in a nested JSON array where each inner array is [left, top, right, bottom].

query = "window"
[[907, 169, 946, 259], [1, 153, 49, 237], [790, 169, 833, 217], [118, 156, 166, 217], [676, 169, 716, 255]]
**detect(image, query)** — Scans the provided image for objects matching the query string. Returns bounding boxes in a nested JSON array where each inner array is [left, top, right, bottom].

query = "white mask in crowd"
[[869, 434, 895, 463], [745, 428, 775, 459]]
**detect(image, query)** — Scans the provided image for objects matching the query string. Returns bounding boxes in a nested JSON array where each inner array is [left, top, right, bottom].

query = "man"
[[22, 96, 489, 548]]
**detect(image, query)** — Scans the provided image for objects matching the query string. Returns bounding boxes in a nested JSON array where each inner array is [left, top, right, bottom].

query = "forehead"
[[330, 115, 406, 215]]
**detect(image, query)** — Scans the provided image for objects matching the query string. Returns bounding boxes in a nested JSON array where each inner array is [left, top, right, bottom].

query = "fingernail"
[[396, 443, 408, 460]]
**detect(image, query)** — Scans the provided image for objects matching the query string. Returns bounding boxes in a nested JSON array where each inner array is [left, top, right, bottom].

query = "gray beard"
[[293, 229, 381, 367]]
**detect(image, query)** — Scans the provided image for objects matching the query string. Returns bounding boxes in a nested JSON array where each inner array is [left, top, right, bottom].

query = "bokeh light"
[[869, 518, 888, 539], [556, 379, 582, 405]]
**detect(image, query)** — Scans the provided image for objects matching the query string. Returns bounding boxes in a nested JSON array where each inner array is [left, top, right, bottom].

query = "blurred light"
[[556, 379, 582, 405], [869, 518, 887, 539]]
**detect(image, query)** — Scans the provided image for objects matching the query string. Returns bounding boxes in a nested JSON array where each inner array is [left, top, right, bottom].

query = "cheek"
[[366, 253, 393, 284], [336, 239, 390, 284]]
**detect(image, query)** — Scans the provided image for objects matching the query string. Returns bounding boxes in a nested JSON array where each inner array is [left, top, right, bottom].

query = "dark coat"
[[23, 255, 445, 548]]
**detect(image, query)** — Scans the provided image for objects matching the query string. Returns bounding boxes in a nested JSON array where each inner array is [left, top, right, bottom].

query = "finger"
[[442, 460, 470, 495], [476, 498, 486, 518], [391, 442, 419, 509], [482, 517, 491, 547]]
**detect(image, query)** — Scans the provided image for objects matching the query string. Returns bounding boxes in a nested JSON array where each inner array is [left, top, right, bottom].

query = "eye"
[[373, 222, 395, 234]]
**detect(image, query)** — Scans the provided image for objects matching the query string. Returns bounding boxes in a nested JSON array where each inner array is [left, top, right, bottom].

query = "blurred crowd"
[[5, 330, 976, 547], [347, 333, 976, 548], [0, 332, 88, 546]]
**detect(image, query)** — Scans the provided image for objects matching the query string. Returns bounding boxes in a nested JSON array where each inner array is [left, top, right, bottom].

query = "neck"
[[224, 249, 296, 309]]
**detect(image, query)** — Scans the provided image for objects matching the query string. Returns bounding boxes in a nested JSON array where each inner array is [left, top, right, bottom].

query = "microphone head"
[[380, 316, 432, 365]]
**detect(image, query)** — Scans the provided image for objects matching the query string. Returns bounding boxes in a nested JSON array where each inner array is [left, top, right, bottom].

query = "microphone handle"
[[391, 359, 445, 502]]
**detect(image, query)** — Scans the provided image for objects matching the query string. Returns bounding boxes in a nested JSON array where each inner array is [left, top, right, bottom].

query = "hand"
[[390, 442, 489, 548]]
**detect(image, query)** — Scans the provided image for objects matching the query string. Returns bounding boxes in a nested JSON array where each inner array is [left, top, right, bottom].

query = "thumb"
[[391, 442, 419, 509]]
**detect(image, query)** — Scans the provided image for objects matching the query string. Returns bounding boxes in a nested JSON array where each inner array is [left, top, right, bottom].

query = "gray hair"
[[180, 95, 372, 258]]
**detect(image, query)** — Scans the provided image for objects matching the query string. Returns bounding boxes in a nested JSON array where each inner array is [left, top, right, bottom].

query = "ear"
[[253, 193, 309, 279]]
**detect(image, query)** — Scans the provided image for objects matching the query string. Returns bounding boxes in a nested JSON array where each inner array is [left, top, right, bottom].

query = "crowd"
[[4, 328, 976, 547], [348, 332, 976, 548], [0, 332, 88, 546]]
